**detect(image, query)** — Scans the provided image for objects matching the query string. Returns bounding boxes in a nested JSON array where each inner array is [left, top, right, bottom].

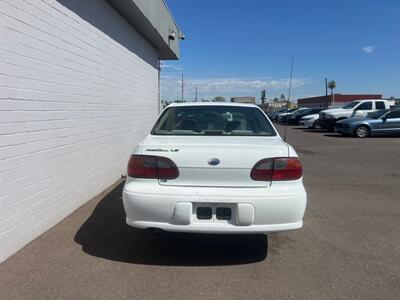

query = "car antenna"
[[284, 57, 294, 142]]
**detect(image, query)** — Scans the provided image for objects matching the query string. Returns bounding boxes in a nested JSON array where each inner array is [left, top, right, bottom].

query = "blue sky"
[[162, 0, 400, 102]]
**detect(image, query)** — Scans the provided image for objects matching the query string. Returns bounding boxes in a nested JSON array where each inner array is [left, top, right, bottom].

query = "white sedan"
[[123, 103, 307, 234], [299, 113, 321, 129]]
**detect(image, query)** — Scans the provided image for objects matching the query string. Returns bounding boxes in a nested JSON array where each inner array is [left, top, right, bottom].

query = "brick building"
[[298, 94, 382, 108], [0, 0, 181, 262]]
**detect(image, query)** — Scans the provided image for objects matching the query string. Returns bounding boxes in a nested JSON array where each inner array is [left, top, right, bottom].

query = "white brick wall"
[[0, 0, 160, 262]]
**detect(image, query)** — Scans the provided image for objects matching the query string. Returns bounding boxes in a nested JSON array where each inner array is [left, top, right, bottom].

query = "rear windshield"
[[151, 105, 277, 136]]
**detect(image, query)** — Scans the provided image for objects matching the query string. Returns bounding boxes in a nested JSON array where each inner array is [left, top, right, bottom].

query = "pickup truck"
[[318, 99, 391, 131]]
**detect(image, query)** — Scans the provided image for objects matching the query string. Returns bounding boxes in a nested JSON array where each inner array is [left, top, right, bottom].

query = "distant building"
[[271, 99, 290, 109], [259, 98, 298, 113], [298, 94, 382, 108], [384, 97, 400, 106], [231, 96, 256, 104]]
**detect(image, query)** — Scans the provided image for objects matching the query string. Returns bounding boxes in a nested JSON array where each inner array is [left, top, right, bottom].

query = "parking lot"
[[1, 124, 399, 300]]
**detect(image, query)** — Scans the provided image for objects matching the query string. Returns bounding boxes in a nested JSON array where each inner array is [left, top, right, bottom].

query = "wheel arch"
[[353, 123, 372, 137]]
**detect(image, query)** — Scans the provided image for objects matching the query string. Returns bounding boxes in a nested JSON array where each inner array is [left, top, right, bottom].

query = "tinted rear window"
[[375, 101, 385, 109], [151, 106, 277, 136]]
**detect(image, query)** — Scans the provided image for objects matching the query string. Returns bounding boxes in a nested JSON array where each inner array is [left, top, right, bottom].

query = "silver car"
[[335, 109, 400, 138]]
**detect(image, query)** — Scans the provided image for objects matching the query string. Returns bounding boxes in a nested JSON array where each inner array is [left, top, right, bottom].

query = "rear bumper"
[[122, 178, 307, 234], [126, 219, 303, 233]]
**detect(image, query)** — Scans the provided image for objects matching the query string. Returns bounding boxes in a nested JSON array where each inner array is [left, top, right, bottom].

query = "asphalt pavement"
[[1, 125, 399, 300]]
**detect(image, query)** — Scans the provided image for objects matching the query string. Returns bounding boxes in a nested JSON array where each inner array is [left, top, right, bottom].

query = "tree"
[[213, 96, 226, 102], [280, 94, 286, 100], [328, 80, 336, 93], [328, 80, 337, 105]]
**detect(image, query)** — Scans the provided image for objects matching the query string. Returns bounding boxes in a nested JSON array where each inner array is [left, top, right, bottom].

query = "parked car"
[[277, 108, 308, 123], [287, 108, 324, 125], [267, 108, 287, 120], [273, 108, 298, 121], [272, 108, 298, 122], [335, 109, 400, 138], [299, 114, 322, 129], [318, 99, 391, 131], [123, 102, 307, 234]]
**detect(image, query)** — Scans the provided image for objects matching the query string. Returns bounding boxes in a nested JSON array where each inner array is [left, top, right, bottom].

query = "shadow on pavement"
[[323, 134, 352, 138], [74, 182, 268, 266], [324, 134, 400, 138], [302, 129, 326, 133]]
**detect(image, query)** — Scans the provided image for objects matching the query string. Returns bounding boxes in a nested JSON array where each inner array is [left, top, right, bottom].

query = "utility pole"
[[261, 90, 266, 105], [284, 57, 294, 142], [325, 78, 328, 108], [288, 57, 294, 103], [287, 57, 294, 103], [328, 80, 336, 107], [181, 73, 184, 102], [195, 86, 198, 102]]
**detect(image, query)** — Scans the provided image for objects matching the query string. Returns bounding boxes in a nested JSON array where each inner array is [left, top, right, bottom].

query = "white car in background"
[[123, 103, 307, 235], [299, 113, 321, 129], [319, 99, 391, 131]]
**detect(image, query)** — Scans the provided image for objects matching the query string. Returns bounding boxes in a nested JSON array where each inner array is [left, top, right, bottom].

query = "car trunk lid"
[[141, 135, 289, 187]]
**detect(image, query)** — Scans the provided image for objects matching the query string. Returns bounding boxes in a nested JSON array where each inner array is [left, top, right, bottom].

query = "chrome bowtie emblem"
[[208, 158, 220, 166]]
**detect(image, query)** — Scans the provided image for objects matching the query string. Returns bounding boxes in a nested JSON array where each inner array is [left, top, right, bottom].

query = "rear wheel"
[[354, 125, 370, 138]]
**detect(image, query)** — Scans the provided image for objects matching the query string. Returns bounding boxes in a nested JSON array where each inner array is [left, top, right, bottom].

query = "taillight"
[[250, 157, 302, 181], [250, 158, 274, 181], [272, 157, 302, 180], [127, 155, 179, 179]]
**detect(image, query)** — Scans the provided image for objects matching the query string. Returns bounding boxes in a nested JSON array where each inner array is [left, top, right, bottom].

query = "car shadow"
[[323, 134, 352, 138], [324, 134, 400, 138], [302, 129, 326, 133], [74, 182, 268, 266]]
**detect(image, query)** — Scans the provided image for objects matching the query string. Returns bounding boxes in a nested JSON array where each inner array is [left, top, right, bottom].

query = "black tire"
[[354, 125, 370, 138], [313, 120, 321, 129]]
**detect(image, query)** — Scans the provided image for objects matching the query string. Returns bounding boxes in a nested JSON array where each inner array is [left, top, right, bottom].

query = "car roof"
[[167, 102, 258, 108], [352, 99, 387, 102]]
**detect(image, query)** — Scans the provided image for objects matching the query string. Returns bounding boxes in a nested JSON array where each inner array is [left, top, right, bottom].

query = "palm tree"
[[328, 80, 337, 105]]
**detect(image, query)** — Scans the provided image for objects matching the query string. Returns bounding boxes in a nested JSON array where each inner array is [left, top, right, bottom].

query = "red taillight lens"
[[127, 155, 179, 179], [250, 158, 274, 181], [251, 157, 302, 181], [156, 157, 179, 179], [272, 157, 302, 180]]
